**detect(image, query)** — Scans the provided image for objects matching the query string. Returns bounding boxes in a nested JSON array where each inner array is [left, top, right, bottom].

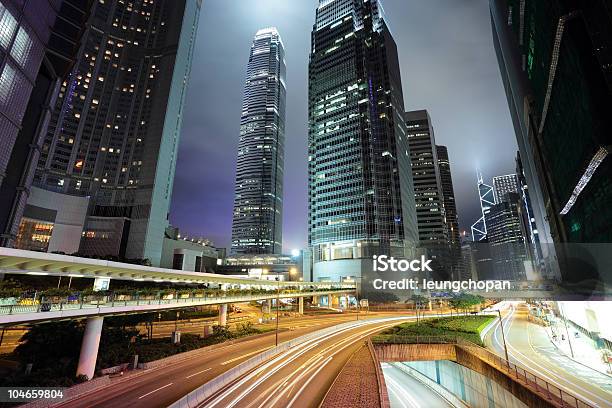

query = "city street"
[[198, 316, 410, 408], [55, 312, 403, 408], [382, 363, 453, 408], [485, 304, 612, 408]]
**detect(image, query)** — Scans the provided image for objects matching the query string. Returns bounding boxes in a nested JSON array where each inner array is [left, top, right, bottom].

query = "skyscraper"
[[492, 173, 519, 204], [308, 0, 418, 281], [436, 145, 459, 247], [471, 173, 495, 242], [484, 192, 530, 281], [32, 0, 201, 266], [405, 111, 447, 246], [490, 0, 612, 283], [437, 144, 461, 279], [0, 0, 91, 247], [405, 110, 451, 278], [231, 28, 286, 255]]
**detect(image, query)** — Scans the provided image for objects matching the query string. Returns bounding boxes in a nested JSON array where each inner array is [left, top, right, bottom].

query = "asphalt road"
[[485, 304, 612, 408], [56, 312, 403, 408], [382, 363, 453, 408], [199, 316, 411, 408]]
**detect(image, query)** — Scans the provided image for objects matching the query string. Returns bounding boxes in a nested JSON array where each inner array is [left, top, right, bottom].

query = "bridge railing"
[[371, 335, 593, 408], [0, 288, 351, 317]]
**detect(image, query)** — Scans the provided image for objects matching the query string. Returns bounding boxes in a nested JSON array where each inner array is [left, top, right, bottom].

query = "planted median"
[[373, 315, 495, 346]]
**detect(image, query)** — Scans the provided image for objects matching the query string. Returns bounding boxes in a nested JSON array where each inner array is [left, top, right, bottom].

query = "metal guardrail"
[[0, 289, 351, 317], [371, 335, 594, 408]]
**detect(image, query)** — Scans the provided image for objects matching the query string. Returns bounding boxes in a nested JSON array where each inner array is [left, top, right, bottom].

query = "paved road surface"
[[198, 316, 410, 408], [57, 312, 403, 408], [485, 304, 612, 408], [382, 363, 454, 408]]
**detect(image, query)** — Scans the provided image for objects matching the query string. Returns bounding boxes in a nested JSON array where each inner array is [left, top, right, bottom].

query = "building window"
[[172, 253, 184, 270], [15, 218, 54, 252]]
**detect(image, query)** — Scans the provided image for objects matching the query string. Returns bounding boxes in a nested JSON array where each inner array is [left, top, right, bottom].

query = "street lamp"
[[497, 310, 510, 365], [263, 269, 281, 347]]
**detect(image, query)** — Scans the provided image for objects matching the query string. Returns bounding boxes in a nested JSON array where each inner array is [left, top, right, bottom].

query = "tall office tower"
[[405, 111, 447, 245], [437, 144, 461, 279], [405, 110, 450, 278], [436, 145, 459, 246], [308, 0, 418, 282], [470, 173, 495, 242], [484, 192, 530, 281], [231, 28, 286, 255], [492, 173, 519, 204], [490, 0, 612, 283], [516, 153, 545, 271], [0, 0, 91, 247], [32, 0, 201, 266]]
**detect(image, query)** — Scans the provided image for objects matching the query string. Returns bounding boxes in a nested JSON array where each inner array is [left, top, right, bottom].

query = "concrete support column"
[[298, 297, 304, 314], [331, 295, 340, 307], [312, 296, 319, 306], [76, 317, 104, 380], [219, 303, 228, 326]]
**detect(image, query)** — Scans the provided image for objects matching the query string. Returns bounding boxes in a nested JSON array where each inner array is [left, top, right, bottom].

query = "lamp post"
[[497, 309, 510, 365], [263, 269, 283, 347], [559, 302, 575, 358]]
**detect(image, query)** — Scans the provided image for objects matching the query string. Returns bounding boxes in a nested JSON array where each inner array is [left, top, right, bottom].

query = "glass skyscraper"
[[490, 0, 612, 284], [405, 110, 447, 246], [32, 0, 201, 266], [308, 0, 418, 281], [492, 173, 520, 204], [231, 28, 286, 255]]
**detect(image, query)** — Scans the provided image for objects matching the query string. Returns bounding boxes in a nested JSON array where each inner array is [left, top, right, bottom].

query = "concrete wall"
[[404, 360, 527, 408], [374, 343, 556, 408], [25, 186, 89, 254]]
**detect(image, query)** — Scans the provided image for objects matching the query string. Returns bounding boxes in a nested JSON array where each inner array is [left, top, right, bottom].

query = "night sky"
[[169, 0, 518, 251]]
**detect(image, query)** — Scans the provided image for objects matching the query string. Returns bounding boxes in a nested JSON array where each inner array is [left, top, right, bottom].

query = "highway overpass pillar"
[[298, 297, 304, 314], [76, 316, 104, 380], [219, 304, 228, 326], [331, 294, 340, 308]]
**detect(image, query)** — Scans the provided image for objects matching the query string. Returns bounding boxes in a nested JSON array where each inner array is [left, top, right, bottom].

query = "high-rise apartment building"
[[0, 0, 91, 247], [490, 0, 612, 283], [492, 173, 519, 204], [32, 0, 201, 266], [231, 28, 286, 255], [308, 0, 418, 281]]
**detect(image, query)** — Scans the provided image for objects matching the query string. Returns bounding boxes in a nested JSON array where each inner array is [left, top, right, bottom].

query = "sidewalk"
[[546, 320, 612, 377]]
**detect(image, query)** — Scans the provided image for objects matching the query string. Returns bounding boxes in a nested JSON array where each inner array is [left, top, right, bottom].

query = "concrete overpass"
[[0, 248, 356, 380]]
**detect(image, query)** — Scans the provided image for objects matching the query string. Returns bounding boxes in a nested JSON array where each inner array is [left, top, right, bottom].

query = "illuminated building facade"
[[0, 0, 91, 247], [231, 28, 286, 255], [490, 0, 612, 283], [308, 0, 418, 281], [32, 0, 201, 265]]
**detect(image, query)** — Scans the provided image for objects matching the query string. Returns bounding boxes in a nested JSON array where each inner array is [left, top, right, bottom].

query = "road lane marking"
[[185, 368, 211, 379], [494, 308, 606, 407], [385, 374, 421, 408], [286, 356, 332, 408], [221, 347, 273, 365], [207, 318, 409, 408], [138, 382, 173, 399]]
